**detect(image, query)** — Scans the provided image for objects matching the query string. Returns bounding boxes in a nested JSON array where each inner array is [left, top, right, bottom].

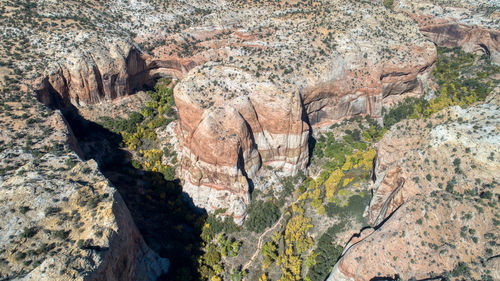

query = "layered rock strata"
[[175, 65, 309, 222], [35, 41, 197, 108], [167, 0, 437, 220], [15, 0, 440, 223]]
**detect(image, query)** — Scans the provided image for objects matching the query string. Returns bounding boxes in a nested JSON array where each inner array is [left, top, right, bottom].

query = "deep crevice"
[[479, 43, 491, 58], [299, 93, 316, 167]]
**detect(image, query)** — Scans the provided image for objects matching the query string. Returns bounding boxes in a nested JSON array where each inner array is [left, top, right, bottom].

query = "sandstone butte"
[[0, 0, 498, 280]]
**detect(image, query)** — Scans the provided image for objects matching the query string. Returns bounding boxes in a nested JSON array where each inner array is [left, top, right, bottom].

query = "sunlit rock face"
[[0, 110, 169, 281], [167, 0, 438, 222], [175, 65, 309, 223]]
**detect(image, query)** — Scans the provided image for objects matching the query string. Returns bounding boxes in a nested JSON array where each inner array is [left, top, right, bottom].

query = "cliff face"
[[397, 0, 500, 64], [0, 0, 498, 279], [0, 102, 169, 280], [34, 41, 198, 108], [301, 47, 436, 127], [30, 0, 440, 223], [328, 93, 500, 281], [165, 0, 437, 221], [175, 65, 309, 222]]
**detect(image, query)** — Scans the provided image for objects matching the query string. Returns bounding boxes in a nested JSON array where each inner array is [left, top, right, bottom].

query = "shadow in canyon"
[[61, 107, 206, 281]]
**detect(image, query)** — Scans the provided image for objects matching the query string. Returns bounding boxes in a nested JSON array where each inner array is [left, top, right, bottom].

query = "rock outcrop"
[[328, 94, 500, 280], [397, 0, 500, 64], [175, 65, 309, 223], [35, 41, 199, 108], [0, 102, 169, 280], [301, 48, 435, 127], [1, 0, 499, 278], [12, 0, 440, 223], [167, 0, 436, 220]]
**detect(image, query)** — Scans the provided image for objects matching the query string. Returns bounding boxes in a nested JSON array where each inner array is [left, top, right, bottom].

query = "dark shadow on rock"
[[60, 107, 206, 281], [300, 96, 316, 167], [370, 277, 399, 281], [307, 134, 317, 167]]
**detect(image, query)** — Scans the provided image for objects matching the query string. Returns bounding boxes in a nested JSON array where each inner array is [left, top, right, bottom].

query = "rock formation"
[[0, 102, 169, 280], [167, 0, 437, 220], [175, 65, 310, 222], [27, 0, 441, 223], [397, 0, 500, 64], [328, 93, 500, 280], [1, 0, 499, 279], [34, 41, 198, 108]]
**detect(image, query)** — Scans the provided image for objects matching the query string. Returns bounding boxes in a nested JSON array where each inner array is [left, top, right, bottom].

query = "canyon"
[[35, 0, 441, 221], [32, 0, 498, 223], [0, 0, 498, 280]]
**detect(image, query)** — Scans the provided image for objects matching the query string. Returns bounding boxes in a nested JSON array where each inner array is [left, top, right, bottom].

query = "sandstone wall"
[[301, 48, 436, 127], [35, 41, 197, 108], [175, 65, 309, 223], [0, 107, 169, 281], [397, 0, 500, 64]]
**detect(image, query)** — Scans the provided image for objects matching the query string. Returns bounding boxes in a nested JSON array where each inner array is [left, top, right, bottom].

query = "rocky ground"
[[0, 96, 168, 280], [330, 92, 500, 281]]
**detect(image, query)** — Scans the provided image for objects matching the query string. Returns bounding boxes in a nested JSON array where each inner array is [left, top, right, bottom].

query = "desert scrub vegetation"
[[259, 204, 314, 281], [245, 199, 280, 233], [255, 174, 371, 281], [305, 223, 344, 281], [383, 46, 499, 129], [242, 117, 384, 281], [383, 0, 394, 9]]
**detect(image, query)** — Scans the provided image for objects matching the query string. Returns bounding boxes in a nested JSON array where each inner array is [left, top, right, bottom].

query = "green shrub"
[[480, 191, 492, 199], [452, 262, 470, 277], [64, 158, 76, 169], [44, 207, 61, 216], [20, 227, 37, 238], [15, 252, 26, 261], [245, 199, 280, 233], [162, 165, 176, 181], [383, 0, 394, 9], [77, 239, 93, 249], [98, 112, 144, 135], [51, 230, 68, 240], [383, 98, 420, 129], [201, 213, 240, 242], [19, 206, 30, 214], [325, 192, 371, 224]]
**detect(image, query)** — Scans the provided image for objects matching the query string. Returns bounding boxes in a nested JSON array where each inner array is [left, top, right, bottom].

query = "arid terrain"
[[0, 0, 498, 280]]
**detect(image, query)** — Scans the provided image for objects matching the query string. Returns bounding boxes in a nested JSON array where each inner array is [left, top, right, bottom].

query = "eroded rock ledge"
[[397, 0, 500, 64], [34, 41, 197, 108], [0, 109, 169, 281]]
